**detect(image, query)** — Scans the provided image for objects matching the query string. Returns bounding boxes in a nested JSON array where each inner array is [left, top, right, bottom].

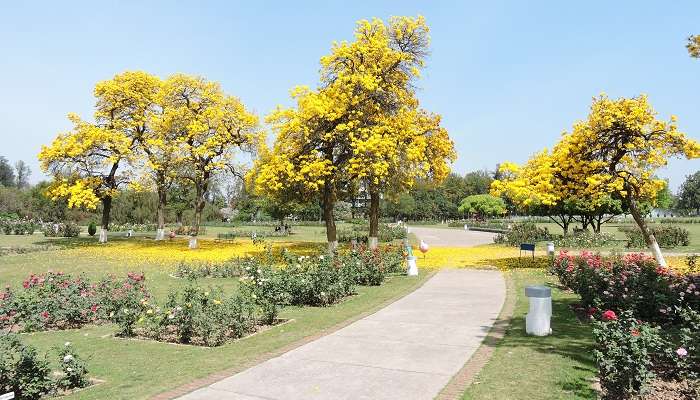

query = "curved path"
[[176, 229, 505, 400], [409, 226, 496, 247]]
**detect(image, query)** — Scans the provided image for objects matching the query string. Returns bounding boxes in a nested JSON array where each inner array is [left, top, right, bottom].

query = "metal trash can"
[[525, 285, 552, 336]]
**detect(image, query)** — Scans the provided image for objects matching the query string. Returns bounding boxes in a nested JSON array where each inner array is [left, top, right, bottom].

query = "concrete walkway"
[[178, 269, 505, 400], [409, 226, 496, 247]]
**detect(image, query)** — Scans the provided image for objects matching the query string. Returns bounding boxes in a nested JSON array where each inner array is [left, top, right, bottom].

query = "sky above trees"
[[0, 1, 698, 190]]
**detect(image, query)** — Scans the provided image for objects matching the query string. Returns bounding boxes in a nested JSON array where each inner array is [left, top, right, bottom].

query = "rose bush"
[[0, 334, 89, 400], [552, 251, 700, 398], [550, 251, 699, 323], [0, 271, 148, 334]]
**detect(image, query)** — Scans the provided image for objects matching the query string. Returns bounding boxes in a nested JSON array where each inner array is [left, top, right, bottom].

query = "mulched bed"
[[635, 378, 700, 400]]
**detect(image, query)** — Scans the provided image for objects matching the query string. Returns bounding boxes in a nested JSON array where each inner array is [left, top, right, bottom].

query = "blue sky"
[[1, 1, 698, 191]]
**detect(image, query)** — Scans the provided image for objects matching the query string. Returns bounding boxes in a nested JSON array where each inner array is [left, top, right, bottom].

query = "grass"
[[535, 222, 700, 253], [0, 234, 430, 399], [462, 269, 597, 400], [419, 220, 700, 253]]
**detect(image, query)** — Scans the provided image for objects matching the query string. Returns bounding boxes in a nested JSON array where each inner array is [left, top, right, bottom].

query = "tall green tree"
[[0, 157, 15, 187], [678, 171, 700, 215]]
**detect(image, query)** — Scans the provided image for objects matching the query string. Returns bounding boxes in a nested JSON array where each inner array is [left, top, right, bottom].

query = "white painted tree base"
[[99, 228, 108, 243], [328, 240, 338, 252], [650, 240, 667, 267], [368, 236, 378, 249], [155, 228, 165, 241], [189, 236, 198, 249]]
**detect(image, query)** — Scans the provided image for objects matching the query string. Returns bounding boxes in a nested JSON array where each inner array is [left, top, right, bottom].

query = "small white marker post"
[[0, 392, 15, 400]]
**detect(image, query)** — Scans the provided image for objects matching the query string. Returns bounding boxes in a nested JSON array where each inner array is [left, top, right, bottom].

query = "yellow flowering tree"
[[163, 74, 260, 248], [556, 95, 699, 265], [353, 109, 455, 247], [687, 35, 700, 58], [494, 95, 699, 266], [134, 77, 192, 240], [252, 16, 454, 249], [39, 71, 159, 242]]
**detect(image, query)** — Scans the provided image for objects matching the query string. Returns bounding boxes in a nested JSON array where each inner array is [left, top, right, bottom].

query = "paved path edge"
[[435, 269, 517, 400], [150, 271, 437, 400]]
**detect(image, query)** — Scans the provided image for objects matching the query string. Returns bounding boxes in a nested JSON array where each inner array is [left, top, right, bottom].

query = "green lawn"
[[0, 236, 429, 399], [535, 222, 700, 253], [462, 269, 597, 400]]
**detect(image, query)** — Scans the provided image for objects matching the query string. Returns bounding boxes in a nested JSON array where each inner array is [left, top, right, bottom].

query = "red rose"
[[40, 311, 50, 319], [602, 310, 617, 321], [630, 329, 640, 337], [587, 307, 597, 316]]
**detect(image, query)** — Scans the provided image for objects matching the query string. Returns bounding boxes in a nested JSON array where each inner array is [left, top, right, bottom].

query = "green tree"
[[14, 160, 31, 189], [458, 194, 506, 218], [678, 171, 700, 215], [0, 157, 15, 187], [463, 170, 493, 195]]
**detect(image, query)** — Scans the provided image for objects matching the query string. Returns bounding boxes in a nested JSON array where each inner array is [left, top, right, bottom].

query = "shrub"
[[554, 231, 616, 248], [278, 254, 356, 307], [3, 272, 98, 332], [173, 225, 207, 236], [175, 259, 243, 279], [55, 341, 89, 390], [41, 222, 81, 237], [0, 334, 54, 400], [87, 222, 97, 236], [341, 245, 405, 285], [139, 284, 256, 347], [620, 225, 690, 248], [0, 218, 38, 235], [494, 221, 550, 246], [109, 223, 157, 232], [337, 223, 407, 243], [593, 311, 662, 399], [0, 335, 90, 399], [551, 252, 699, 323], [95, 272, 149, 336], [239, 259, 289, 325]]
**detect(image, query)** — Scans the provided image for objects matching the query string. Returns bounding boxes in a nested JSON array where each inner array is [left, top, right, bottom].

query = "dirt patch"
[[635, 378, 700, 400]]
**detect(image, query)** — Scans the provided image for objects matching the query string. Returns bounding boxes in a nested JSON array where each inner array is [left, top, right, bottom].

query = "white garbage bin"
[[525, 285, 552, 336]]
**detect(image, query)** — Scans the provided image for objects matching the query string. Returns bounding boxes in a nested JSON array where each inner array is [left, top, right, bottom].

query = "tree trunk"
[[592, 216, 602, 234], [190, 182, 206, 249], [368, 189, 379, 249], [580, 215, 590, 231], [550, 214, 571, 235], [322, 180, 337, 251], [629, 198, 667, 266], [155, 187, 167, 241], [99, 196, 112, 243]]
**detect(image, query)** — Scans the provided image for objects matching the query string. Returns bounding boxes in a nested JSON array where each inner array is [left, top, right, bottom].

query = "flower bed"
[[550, 251, 700, 398], [0, 336, 90, 400], [0, 217, 38, 235], [551, 252, 699, 323], [0, 271, 147, 333]]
